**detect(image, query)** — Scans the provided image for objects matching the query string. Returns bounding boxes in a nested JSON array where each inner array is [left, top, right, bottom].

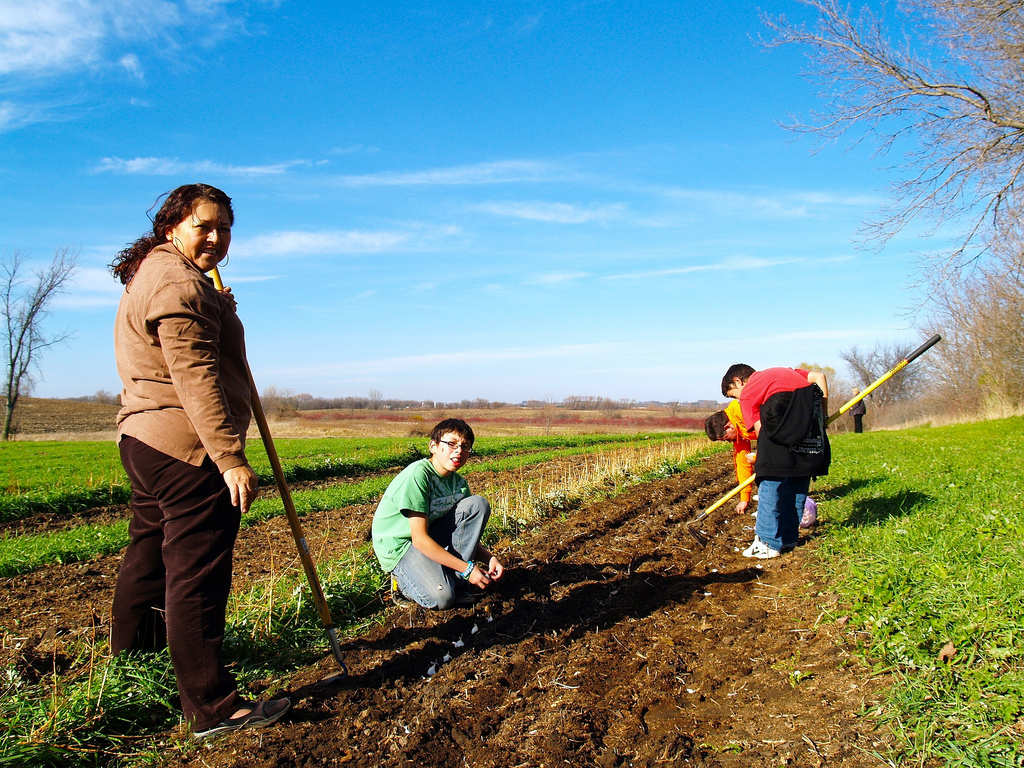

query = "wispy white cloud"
[[605, 255, 804, 281], [662, 187, 882, 219], [331, 160, 567, 187], [95, 156, 306, 177], [118, 54, 143, 80], [233, 226, 461, 257], [475, 201, 626, 224], [1, 1, 106, 76], [329, 144, 379, 155], [54, 266, 122, 308], [512, 13, 543, 36], [0, 100, 51, 131], [0, 0, 189, 77], [525, 272, 590, 285], [218, 274, 281, 284], [0, 1, 244, 132]]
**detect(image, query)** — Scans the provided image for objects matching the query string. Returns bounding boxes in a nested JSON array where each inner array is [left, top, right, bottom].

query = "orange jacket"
[[725, 400, 756, 502]]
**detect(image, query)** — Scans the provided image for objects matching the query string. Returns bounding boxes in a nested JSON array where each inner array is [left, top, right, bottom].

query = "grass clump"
[[1, 650, 178, 767], [817, 417, 1024, 765], [0, 521, 130, 577], [485, 436, 716, 539]]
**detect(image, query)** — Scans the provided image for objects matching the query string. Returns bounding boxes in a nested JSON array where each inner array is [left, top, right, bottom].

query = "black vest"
[[754, 383, 831, 478]]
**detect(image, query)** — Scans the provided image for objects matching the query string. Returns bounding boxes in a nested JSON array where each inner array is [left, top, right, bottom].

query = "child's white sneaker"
[[742, 535, 781, 559]]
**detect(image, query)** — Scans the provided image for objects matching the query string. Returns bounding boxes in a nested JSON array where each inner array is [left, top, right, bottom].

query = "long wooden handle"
[[211, 268, 345, 667]]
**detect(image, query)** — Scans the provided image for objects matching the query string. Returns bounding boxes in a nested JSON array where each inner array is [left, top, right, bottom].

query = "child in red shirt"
[[721, 364, 830, 559]]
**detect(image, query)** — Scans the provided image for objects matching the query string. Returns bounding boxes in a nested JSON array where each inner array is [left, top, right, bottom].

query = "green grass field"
[[819, 417, 1024, 766], [0, 433, 663, 523], [0, 433, 692, 577], [0, 432, 711, 767]]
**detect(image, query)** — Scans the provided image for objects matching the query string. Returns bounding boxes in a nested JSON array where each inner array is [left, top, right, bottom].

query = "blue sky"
[[1, 1, 937, 404]]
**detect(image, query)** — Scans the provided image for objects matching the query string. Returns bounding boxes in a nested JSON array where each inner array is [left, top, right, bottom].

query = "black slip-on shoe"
[[194, 698, 291, 741]]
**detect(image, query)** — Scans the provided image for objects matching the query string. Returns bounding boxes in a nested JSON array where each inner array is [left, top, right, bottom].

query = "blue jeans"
[[754, 477, 809, 552], [391, 495, 491, 610]]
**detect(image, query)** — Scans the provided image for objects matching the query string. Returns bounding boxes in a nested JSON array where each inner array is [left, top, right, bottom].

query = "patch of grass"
[[225, 545, 388, 668], [816, 417, 1024, 765], [0, 521, 130, 577], [0, 649, 179, 767], [0, 442, 128, 522]]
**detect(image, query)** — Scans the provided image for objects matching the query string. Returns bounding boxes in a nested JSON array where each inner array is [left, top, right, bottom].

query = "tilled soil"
[[0, 453, 891, 767], [6, 397, 120, 437]]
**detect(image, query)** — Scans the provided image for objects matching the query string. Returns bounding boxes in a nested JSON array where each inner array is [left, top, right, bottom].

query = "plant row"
[[0, 434, 695, 577], [0, 433, 673, 523]]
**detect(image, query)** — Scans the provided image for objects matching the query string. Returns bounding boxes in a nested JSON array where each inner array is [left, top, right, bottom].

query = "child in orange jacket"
[[704, 400, 756, 514]]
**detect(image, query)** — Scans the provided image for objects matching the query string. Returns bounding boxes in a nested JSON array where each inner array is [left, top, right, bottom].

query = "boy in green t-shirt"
[[372, 418, 505, 609]]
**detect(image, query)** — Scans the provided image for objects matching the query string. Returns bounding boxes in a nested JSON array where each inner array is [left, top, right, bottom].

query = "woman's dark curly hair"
[[110, 183, 233, 285]]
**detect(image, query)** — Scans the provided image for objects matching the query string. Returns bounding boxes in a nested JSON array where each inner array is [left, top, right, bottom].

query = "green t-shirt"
[[371, 458, 471, 572]]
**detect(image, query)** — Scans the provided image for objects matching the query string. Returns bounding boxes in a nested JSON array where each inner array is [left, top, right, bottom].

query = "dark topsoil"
[[0, 453, 892, 768]]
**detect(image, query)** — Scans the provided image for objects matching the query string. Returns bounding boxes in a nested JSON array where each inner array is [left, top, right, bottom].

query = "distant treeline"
[[71, 388, 721, 415], [258, 389, 719, 414]]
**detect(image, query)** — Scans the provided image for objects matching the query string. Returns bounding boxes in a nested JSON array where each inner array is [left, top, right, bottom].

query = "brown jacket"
[[115, 243, 252, 472]]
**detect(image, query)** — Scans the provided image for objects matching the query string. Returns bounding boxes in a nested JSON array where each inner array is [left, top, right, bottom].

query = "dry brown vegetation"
[[7, 399, 710, 441]]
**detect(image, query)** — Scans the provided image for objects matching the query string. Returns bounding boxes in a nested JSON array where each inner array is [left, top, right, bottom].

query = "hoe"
[[685, 334, 942, 547], [212, 267, 347, 676]]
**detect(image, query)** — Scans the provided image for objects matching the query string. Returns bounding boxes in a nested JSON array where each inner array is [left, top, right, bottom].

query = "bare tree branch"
[[1, 249, 78, 440], [840, 340, 930, 406], [765, 0, 1024, 274]]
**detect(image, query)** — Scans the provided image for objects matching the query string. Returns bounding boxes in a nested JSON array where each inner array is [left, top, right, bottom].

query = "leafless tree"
[[839, 340, 930, 407], [368, 388, 383, 410], [923, 235, 1024, 410], [2, 249, 77, 440], [92, 389, 119, 406], [261, 385, 299, 419], [765, 0, 1024, 276]]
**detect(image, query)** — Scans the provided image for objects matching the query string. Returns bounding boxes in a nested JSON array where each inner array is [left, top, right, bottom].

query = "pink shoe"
[[800, 498, 818, 529]]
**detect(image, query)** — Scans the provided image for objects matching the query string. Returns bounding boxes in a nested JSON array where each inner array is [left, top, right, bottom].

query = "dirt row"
[[0, 453, 892, 767], [184, 454, 889, 768]]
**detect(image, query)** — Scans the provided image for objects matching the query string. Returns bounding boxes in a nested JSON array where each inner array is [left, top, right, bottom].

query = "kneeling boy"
[[372, 418, 505, 609]]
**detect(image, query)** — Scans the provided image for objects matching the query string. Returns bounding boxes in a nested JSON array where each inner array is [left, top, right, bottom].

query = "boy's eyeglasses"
[[439, 439, 472, 455]]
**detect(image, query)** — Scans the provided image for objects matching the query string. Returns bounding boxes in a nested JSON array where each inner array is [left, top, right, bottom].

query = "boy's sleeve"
[[725, 400, 755, 440], [388, 464, 432, 516]]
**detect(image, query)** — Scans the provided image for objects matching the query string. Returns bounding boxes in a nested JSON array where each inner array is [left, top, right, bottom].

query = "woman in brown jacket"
[[110, 184, 289, 738]]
